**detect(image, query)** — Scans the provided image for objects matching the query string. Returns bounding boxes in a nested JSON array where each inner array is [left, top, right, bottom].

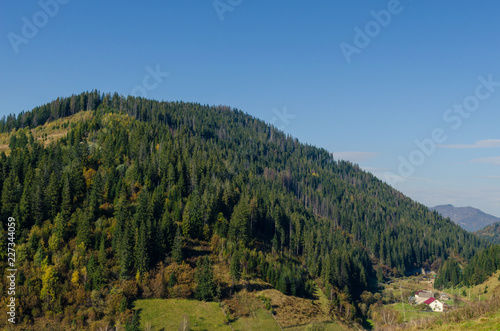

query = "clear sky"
[[1, 1, 500, 217]]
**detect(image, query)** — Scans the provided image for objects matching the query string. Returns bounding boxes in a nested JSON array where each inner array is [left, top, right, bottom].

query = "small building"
[[415, 290, 433, 304], [408, 296, 416, 305], [440, 293, 450, 301], [424, 297, 444, 312]]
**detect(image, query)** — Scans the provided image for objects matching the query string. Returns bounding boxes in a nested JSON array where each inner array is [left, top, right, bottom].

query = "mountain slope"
[[0, 91, 488, 329], [475, 222, 500, 244], [432, 204, 500, 232]]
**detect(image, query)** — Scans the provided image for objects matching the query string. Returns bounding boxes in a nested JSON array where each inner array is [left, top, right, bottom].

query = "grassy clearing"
[[385, 302, 435, 322], [132, 253, 347, 330], [134, 298, 231, 331], [0, 110, 93, 154], [285, 321, 347, 330], [222, 278, 345, 330], [439, 270, 500, 303], [231, 308, 281, 331], [223, 288, 280, 331], [283, 283, 347, 330], [255, 288, 330, 328]]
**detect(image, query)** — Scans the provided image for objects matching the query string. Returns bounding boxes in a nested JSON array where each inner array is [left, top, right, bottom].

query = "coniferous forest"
[[0, 91, 493, 329]]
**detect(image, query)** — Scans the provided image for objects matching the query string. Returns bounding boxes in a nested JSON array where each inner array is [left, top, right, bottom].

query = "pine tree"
[[52, 212, 66, 246], [230, 250, 241, 284], [120, 218, 134, 279], [114, 190, 130, 251], [134, 189, 153, 273], [45, 171, 60, 219], [61, 175, 72, 221], [1, 169, 21, 219], [19, 167, 34, 229], [195, 256, 216, 301], [125, 310, 141, 331], [32, 183, 45, 226], [229, 196, 250, 244], [76, 210, 91, 247], [182, 194, 202, 238], [93, 236, 107, 290], [172, 226, 183, 263], [98, 234, 107, 267], [89, 173, 102, 219], [160, 209, 175, 255], [134, 221, 149, 274], [71, 164, 86, 204]]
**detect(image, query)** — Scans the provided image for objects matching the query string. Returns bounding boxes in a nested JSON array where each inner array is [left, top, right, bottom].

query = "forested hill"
[[476, 222, 500, 244], [0, 91, 488, 328]]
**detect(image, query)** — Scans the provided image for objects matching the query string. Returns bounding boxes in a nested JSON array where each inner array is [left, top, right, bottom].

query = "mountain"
[[0, 91, 488, 329], [431, 204, 500, 232], [476, 222, 500, 244]]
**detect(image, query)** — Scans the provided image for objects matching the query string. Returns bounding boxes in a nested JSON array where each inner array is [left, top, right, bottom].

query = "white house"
[[424, 297, 444, 312]]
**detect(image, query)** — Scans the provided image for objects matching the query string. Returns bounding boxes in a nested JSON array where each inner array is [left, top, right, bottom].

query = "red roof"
[[424, 297, 436, 305]]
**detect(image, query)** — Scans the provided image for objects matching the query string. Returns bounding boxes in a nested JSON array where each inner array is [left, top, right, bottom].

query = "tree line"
[[435, 244, 500, 289]]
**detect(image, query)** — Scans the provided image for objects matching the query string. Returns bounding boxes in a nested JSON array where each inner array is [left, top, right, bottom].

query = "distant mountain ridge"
[[431, 204, 500, 232]]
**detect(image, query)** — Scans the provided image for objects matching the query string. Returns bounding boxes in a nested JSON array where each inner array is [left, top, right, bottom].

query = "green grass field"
[[285, 321, 347, 331], [231, 308, 281, 331], [135, 298, 285, 331], [134, 298, 231, 331], [385, 302, 434, 322]]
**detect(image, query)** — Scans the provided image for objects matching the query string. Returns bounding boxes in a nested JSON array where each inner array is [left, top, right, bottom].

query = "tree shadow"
[[233, 282, 274, 293], [183, 246, 211, 267]]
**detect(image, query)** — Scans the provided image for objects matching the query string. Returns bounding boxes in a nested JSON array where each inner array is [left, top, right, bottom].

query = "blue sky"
[[1, 1, 500, 217]]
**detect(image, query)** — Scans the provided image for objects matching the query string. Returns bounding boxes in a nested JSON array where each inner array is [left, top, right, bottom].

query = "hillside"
[[475, 222, 500, 244], [432, 204, 500, 232], [384, 270, 500, 330], [0, 91, 489, 330]]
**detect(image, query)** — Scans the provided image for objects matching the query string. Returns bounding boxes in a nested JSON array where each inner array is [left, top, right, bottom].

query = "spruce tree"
[[32, 184, 45, 226], [53, 212, 66, 243], [172, 226, 183, 263], [76, 210, 91, 247], [195, 256, 216, 301], [60, 175, 72, 221], [86, 253, 97, 291], [134, 189, 153, 273], [134, 221, 149, 274], [119, 219, 134, 279], [229, 196, 250, 244], [94, 235, 107, 289], [230, 250, 241, 283], [1, 169, 21, 219], [89, 173, 102, 219], [45, 171, 60, 219], [19, 167, 34, 229]]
